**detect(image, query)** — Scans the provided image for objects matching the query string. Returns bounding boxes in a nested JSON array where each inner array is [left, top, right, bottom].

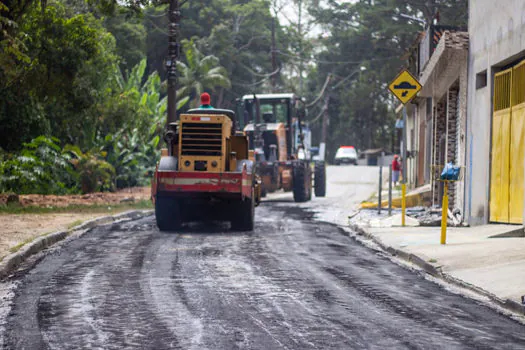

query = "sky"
[[276, 0, 358, 38]]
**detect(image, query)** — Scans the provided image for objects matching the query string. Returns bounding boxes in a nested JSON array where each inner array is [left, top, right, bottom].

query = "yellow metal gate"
[[510, 62, 525, 223], [490, 62, 525, 223]]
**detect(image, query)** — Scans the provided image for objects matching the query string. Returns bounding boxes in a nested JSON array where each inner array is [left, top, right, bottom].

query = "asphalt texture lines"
[[2, 203, 525, 349]]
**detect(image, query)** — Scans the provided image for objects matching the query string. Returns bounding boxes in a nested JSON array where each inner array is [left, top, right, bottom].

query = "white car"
[[334, 146, 357, 165]]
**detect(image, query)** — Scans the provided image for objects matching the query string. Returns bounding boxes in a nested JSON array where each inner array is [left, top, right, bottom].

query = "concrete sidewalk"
[[350, 209, 525, 314]]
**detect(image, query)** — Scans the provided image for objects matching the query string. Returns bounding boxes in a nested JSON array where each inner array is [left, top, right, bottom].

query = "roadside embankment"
[[0, 187, 152, 264]]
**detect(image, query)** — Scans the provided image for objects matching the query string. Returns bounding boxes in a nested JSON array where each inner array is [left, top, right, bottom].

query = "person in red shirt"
[[392, 155, 401, 186]]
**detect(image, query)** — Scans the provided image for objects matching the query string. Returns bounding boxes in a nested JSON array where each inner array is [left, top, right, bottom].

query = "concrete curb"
[[0, 209, 153, 279], [348, 221, 525, 317]]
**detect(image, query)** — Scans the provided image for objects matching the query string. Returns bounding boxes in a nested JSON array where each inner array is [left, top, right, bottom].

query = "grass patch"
[[428, 258, 438, 263], [0, 199, 152, 215], [8, 237, 37, 253], [7, 229, 54, 254], [67, 219, 85, 229]]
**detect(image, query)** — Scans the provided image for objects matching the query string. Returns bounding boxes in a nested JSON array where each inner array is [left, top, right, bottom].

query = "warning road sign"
[[388, 69, 422, 104]]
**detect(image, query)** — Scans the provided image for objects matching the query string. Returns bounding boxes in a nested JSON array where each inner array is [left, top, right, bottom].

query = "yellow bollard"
[[440, 182, 448, 245], [401, 184, 406, 226]]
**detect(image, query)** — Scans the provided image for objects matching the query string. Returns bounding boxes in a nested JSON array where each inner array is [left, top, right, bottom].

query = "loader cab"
[[239, 93, 304, 157], [244, 123, 285, 162]]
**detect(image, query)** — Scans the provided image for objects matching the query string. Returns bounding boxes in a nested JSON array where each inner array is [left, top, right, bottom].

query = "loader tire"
[[314, 162, 326, 197], [231, 190, 255, 231], [155, 196, 182, 231], [293, 164, 309, 203]]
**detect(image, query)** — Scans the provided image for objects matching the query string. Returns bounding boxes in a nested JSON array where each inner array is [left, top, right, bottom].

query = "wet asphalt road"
[[3, 198, 525, 349]]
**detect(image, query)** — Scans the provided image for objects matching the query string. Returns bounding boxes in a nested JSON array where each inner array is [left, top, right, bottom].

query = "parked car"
[[334, 146, 358, 165]]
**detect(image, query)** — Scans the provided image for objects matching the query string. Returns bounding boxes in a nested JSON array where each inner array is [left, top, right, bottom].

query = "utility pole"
[[271, 17, 278, 92], [320, 94, 330, 162], [166, 0, 180, 125], [297, 0, 303, 94]]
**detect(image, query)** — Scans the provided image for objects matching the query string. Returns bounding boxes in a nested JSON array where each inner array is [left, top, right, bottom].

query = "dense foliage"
[[0, 0, 467, 194]]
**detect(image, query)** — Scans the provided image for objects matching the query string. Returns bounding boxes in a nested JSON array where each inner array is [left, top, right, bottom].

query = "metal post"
[[401, 106, 407, 226], [440, 182, 449, 244], [388, 166, 393, 216], [378, 164, 383, 214]]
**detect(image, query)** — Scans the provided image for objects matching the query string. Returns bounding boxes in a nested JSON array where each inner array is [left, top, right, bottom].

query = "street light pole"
[[331, 66, 366, 91], [399, 13, 427, 26]]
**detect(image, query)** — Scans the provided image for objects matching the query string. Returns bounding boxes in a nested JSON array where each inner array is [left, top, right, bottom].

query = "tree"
[[306, 0, 468, 158], [104, 10, 147, 76], [176, 39, 231, 108], [0, 1, 120, 151], [143, 0, 285, 108]]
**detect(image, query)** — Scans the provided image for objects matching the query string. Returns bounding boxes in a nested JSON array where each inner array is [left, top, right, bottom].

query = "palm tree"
[[177, 39, 231, 108]]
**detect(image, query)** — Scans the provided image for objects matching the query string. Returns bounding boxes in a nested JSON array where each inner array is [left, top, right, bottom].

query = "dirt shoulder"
[[0, 187, 151, 261]]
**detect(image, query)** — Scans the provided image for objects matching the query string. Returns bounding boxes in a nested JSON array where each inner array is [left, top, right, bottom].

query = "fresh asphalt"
[[2, 169, 525, 349]]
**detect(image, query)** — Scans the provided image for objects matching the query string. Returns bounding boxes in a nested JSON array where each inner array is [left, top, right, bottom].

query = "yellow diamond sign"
[[388, 69, 422, 105]]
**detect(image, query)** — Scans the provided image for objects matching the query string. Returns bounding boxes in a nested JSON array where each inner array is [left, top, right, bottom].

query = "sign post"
[[388, 69, 421, 227]]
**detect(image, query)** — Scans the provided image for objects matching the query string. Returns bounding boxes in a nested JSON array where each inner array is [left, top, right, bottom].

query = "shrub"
[[77, 157, 116, 193], [65, 145, 116, 193], [0, 136, 74, 194]]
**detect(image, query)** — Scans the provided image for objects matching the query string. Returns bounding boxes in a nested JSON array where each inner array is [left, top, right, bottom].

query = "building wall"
[[458, 65, 468, 218], [466, 0, 525, 225], [416, 100, 427, 186]]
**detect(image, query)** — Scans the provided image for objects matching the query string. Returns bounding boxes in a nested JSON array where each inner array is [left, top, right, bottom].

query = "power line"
[[238, 62, 281, 78], [144, 12, 167, 18], [276, 50, 397, 65], [232, 76, 271, 88], [306, 74, 331, 108], [309, 105, 326, 124]]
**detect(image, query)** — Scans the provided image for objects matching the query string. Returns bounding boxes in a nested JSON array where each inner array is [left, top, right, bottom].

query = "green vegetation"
[[0, 199, 152, 215], [1, 0, 467, 195], [9, 237, 39, 254], [67, 220, 85, 229]]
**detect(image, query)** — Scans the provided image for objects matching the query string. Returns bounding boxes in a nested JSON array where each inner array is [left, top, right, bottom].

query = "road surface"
[[2, 166, 525, 349]]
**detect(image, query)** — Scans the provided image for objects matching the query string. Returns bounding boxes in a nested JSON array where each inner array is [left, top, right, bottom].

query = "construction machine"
[[151, 0, 260, 231], [152, 109, 261, 231], [238, 93, 326, 202]]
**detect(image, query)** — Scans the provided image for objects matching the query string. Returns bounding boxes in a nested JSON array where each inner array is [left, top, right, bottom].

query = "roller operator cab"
[[238, 93, 326, 201], [152, 108, 261, 231]]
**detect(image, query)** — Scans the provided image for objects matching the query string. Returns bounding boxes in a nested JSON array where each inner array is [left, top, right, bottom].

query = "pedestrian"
[[197, 92, 214, 109], [392, 155, 401, 186]]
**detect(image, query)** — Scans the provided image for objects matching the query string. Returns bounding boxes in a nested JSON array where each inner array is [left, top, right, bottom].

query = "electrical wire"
[[144, 11, 167, 18], [238, 63, 281, 78], [306, 74, 331, 108], [145, 17, 169, 36], [232, 76, 271, 88], [276, 50, 397, 65], [309, 105, 326, 124]]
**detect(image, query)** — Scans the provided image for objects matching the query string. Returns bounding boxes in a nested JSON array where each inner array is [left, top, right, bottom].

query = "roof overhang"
[[418, 31, 469, 99]]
